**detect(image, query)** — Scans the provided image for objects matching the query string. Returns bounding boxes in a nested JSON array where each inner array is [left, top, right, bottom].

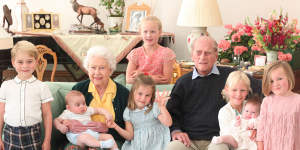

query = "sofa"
[[44, 75, 175, 150]]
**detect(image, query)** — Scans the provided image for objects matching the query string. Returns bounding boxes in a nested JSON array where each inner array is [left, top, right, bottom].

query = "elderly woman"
[[56, 46, 129, 149]]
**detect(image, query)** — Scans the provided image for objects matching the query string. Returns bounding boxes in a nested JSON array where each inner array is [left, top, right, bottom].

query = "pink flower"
[[235, 23, 243, 31], [218, 40, 231, 51], [278, 52, 293, 61], [251, 44, 264, 52], [232, 33, 241, 42], [225, 24, 233, 30], [234, 46, 248, 55]]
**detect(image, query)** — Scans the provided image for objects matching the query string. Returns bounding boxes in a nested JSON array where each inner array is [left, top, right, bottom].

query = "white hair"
[[83, 46, 116, 73]]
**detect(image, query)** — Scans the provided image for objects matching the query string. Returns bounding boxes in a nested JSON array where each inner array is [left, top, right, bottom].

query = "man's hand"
[[172, 131, 191, 147], [86, 121, 108, 133]]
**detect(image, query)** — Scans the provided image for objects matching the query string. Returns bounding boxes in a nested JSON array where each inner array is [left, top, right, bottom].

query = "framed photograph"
[[23, 10, 59, 32], [125, 3, 150, 32], [254, 55, 266, 66]]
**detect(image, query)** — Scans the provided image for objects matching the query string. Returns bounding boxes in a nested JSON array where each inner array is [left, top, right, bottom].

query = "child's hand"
[[0, 139, 4, 150], [234, 116, 241, 127], [155, 90, 170, 107], [130, 70, 141, 78], [106, 120, 117, 128], [102, 110, 113, 121]]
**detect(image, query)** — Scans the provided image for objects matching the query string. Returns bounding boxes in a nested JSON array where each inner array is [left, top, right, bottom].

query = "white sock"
[[99, 139, 114, 148], [211, 136, 222, 144], [113, 148, 119, 150]]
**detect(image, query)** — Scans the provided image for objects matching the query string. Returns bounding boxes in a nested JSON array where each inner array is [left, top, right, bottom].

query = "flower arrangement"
[[252, 10, 300, 61], [218, 23, 262, 64], [218, 10, 300, 64]]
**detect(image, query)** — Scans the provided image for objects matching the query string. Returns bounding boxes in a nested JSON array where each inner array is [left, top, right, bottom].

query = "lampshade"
[[177, 0, 223, 53], [177, 0, 223, 27]]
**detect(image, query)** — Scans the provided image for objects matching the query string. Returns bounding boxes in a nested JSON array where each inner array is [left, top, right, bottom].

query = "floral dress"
[[126, 46, 176, 75], [121, 102, 170, 150]]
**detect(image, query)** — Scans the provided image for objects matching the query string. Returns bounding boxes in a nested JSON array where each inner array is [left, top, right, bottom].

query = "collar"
[[88, 78, 116, 100], [14, 76, 37, 84], [192, 64, 220, 80], [133, 106, 149, 112]]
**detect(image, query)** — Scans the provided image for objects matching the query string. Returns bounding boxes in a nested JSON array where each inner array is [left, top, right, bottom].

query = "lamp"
[[177, 0, 223, 52]]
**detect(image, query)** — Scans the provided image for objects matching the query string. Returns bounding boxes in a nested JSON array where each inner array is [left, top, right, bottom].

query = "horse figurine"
[[70, 0, 104, 31], [2, 5, 13, 33]]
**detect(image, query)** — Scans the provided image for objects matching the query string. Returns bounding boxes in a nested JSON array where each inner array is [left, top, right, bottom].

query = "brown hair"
[[245, 94, 262, 113], [139, 16, 162, 32], [127, 74, 156, 114], [11, 40, 38, 60], [262, 61, 295, 96], [65, 90, 85, 105]]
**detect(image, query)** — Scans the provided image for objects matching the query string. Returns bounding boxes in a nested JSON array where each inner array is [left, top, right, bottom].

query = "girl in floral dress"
[[126, 16, 176, 84], [106, 74, 172, 150], [257, 61, 300, 150]]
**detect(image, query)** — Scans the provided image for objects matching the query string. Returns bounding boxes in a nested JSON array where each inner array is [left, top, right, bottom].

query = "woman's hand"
[[172, 131, 191, 147], [86, 121, 108, 133], [67, 120, 87, 133], [54, 118, 69, 134]]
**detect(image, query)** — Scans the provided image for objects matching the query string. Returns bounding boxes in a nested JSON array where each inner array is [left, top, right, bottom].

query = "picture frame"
[[254, 55, 266, 66], [25, 14, 33, 30], [125, 3, 151, 32], [23, 10, 60, 32]]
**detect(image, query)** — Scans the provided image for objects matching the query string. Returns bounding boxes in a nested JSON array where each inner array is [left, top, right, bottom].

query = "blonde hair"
[[262, 61, 295, 96], [222, 71, 252, 102], [11, 40, 38, 60], [139, 16, 162, 32], [65, 90, 85, 105], [127, 74, 156, 114]]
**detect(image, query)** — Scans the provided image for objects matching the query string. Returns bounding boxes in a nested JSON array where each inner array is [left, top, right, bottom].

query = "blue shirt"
[[192, 64, 220, 79]]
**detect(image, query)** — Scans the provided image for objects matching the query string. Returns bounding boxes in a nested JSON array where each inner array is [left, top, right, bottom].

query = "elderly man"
[[166, 36, 261, 150]]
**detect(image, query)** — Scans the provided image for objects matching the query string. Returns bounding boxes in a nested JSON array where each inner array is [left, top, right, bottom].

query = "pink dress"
[[127, 46, 176, 75], [256, 93, 300, 150]]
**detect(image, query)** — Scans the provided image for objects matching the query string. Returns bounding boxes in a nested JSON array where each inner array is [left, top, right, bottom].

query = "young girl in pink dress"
[[126, 16, 176, 84], [257, 61, 300, 150]]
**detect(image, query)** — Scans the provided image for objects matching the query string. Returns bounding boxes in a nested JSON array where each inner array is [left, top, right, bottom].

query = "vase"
[[14, 0, 29, 32], [107, 16, 123, 34], [266, 51, 278, 64]]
